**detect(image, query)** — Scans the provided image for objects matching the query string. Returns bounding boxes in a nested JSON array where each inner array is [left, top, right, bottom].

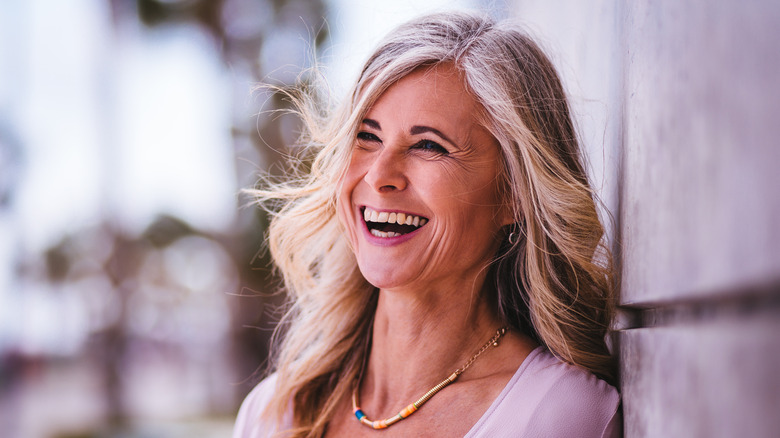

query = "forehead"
[[366, 63, 484, 130]]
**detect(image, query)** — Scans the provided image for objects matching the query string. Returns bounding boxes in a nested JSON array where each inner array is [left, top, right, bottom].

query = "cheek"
[[336, 180, 353, 229], [340, 153, 366, 189], [449, 173, 507, 229], [335, 193, 360, 258], [336, 167, 364, 243]]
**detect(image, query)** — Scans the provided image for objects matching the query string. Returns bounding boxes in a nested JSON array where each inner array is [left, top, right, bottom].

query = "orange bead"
[[400, 404, 418, 418]]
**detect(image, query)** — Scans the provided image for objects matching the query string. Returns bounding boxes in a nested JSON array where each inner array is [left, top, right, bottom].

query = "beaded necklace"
[[351, 327, 508, 430]]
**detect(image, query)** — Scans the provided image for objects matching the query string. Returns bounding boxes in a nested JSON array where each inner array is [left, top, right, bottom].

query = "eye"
[[413, 139, 448, 154], [356, 131, 381, 142]]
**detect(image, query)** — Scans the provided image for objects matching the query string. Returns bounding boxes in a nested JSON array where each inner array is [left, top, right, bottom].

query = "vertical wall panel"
[[510, 1, 780, 437], [620, 0, 780, 304], [620, 315, 780, 438]]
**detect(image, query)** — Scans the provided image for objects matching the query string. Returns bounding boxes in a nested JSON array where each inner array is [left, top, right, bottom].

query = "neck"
[[359, 282, 504, 413]]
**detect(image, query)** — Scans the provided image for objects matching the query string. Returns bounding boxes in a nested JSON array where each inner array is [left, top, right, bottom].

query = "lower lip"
[[361, 219, 424, 247]]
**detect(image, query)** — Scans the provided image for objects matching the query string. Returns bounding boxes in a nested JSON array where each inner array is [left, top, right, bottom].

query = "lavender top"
[[233, 346, 622, 438]]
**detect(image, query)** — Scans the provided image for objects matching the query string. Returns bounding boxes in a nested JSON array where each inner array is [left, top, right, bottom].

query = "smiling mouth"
[[362, 206, 428, 238]]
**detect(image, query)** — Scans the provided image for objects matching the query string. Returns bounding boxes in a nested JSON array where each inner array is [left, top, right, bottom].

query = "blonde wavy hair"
[[249, 11, 616, 437]]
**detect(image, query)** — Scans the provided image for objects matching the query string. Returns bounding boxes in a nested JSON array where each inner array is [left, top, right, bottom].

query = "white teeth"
[[362, 207, 429, 233], [370, 229, 402, 238]]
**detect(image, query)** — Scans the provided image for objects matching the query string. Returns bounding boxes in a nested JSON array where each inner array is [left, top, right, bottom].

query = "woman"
[[235, 11, 621, 438]]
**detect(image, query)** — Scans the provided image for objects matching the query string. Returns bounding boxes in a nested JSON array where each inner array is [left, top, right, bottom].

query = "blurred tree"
[[6, 0, 327, 433]]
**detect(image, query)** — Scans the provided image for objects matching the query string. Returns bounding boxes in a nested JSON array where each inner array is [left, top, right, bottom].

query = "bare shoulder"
[[479, 330, 539, 378]]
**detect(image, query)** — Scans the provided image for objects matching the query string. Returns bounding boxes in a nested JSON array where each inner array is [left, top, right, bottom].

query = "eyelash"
[[356, 131, 380, 142], [412, 139, 448, 154], [356, 132, 449, 155]]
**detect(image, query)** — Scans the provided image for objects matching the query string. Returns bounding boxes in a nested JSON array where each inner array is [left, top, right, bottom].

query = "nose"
[[363, 148, 408, 193]]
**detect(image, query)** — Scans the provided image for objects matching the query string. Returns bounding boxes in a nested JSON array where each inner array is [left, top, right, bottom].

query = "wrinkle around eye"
[[354, 131, 382, 152]]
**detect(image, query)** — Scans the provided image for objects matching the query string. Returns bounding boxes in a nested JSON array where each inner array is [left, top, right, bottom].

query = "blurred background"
[[0, 0, 503, 437]]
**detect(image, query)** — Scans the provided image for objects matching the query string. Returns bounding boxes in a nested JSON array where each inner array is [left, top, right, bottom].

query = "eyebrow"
[[410, 125, 457, 147], [361, 118, 458, 147], [361, 118, 381, 130]]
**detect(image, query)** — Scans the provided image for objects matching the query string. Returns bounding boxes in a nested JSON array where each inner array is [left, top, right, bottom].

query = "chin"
[[357, 262, 416, 291], [359, 270, 399, 290]]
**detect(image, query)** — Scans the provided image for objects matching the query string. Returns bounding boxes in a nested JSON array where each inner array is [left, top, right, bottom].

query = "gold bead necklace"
[[351, 327, 508, 430]]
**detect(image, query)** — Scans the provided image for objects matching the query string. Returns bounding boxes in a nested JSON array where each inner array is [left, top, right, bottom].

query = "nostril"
[[364, 169, 407, 192]]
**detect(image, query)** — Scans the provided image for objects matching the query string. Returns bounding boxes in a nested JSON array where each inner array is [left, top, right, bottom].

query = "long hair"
[[248, 10, 616, 437]]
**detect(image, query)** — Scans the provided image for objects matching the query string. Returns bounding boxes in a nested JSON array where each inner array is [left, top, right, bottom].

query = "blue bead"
[[355, 409, 366, 420]]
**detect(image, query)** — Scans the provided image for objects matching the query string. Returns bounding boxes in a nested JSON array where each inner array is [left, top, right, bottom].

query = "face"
[[337, 63, 512, 292]]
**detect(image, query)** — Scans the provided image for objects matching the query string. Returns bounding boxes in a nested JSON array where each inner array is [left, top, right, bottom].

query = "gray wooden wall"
[[508, 1, 780, 436]]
